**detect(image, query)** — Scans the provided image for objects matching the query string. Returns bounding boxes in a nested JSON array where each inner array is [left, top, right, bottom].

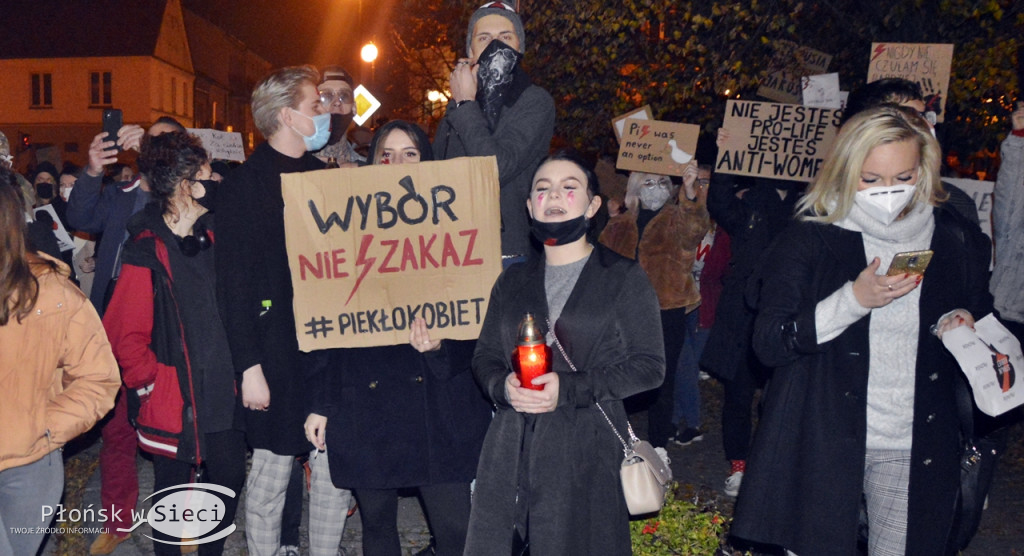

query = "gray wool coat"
[[464, 244, 665, 555], [991, 132, 1024, 323], [433, 83, 554, 258]]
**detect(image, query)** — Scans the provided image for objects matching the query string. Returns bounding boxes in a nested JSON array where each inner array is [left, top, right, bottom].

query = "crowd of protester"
[[4, 1, 1024, 555]]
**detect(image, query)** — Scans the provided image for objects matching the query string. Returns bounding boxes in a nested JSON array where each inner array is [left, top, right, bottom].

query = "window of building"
[[31, 73, 53, 107], [90, 71, 112, 106]]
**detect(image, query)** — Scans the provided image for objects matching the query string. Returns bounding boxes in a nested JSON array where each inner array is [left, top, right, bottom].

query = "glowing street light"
[[427, 90, 443, 102], [361, 42, 378, 63]]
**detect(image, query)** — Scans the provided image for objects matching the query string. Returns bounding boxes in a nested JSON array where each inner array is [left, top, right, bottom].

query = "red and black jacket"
[[103, 211, 209, 464]]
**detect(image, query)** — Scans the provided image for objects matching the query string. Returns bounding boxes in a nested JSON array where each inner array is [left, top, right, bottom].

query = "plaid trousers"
[[245, 448, 352, 556]]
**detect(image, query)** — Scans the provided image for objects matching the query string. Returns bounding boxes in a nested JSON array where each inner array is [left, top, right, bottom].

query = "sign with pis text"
[[867, 43, 954, 123], [715, 100, 842, 182], [757, 40, 832, 104], [186, 128, 245, 162], [281, 157, 502, 351], [616, 118, 700, 176]]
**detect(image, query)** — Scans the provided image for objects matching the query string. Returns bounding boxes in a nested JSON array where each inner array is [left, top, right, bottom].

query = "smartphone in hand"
[[886, 250, 934, 276], [102, 109, 123, 152]]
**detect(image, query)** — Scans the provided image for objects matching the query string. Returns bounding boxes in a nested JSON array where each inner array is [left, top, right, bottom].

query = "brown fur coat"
[[599, 197, 710, 311]]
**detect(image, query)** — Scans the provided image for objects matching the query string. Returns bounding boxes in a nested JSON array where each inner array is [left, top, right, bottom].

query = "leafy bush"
[[630, 483, 730, 555]]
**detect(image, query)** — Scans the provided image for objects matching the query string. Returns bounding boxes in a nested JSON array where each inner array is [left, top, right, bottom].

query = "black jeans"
[[647, 307, 689, 448], [150, 429, 247, 556], [721, 352, 766, 462], [353, 482, 471, 556]]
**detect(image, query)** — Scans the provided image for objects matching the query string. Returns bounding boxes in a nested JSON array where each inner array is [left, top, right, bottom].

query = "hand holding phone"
[[102, 109, 123, 152], [886, 250, 934, 277]]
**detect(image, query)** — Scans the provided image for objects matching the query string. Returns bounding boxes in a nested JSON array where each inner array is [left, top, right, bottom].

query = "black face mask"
[[177, 224, 211, 257], [530, 215, 589, 246], [192, 179, 218, 211], [329, 113, 354, 144], [35, 183, 54, 200], [476, 39, 523, 131]]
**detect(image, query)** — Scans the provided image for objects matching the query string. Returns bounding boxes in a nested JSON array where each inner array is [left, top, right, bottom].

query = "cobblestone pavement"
[[43, 380, 1023, 555]]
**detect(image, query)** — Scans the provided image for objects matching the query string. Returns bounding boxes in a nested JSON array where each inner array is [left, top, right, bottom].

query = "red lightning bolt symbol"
[[870, 44, 887, 62], [346, 234, 376, 305], [640, 125, 650, 139]]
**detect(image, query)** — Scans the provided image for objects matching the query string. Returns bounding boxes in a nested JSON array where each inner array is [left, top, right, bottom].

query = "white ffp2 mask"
[[854, 184, 916, 225]]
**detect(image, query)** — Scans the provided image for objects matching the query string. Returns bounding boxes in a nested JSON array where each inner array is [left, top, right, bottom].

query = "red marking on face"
[[567, 191, 576, 204], [537, 192, 545, 202]]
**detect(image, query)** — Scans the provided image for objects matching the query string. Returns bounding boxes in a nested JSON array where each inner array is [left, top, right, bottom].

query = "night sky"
[[183, 0, 393, 71]]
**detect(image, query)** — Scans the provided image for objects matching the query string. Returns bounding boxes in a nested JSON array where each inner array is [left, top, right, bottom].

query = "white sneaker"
[[276, 546, 300, 556], [724, 471, 743, 497]]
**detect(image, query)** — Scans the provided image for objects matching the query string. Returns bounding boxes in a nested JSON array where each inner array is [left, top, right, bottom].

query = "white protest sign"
[[612, 105, 653, 142], [942, 314, 1024, 417], [34, 204, 74, 252], [186, 129, 245, 162], [802, 73, 842, 109]]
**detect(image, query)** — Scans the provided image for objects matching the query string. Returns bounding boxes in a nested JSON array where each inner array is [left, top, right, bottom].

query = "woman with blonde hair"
[[730, 104, 992, 555], [0, 170, 119, 556]]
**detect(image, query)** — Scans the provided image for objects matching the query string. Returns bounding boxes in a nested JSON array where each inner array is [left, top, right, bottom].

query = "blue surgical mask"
[[290, 109, 331, 151]]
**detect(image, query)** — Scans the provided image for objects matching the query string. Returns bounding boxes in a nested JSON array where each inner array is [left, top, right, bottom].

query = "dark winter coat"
[[464, 244, 665, 555], [317, 340, 491, 490], [730, 205, 993, 556], [65, 172, 147, 315], [215, 142, 325, 455], [104, 208, 237, 463], [433, 81, 555, 257], [700, 176, 799, 380]]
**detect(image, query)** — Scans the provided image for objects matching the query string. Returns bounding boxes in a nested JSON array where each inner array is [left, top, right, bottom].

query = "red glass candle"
[[514, 313, 550, 390]]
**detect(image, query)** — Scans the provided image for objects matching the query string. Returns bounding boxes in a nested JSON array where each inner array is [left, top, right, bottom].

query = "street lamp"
[[361, 41, 378, 88], [361, 42, 378, 63]]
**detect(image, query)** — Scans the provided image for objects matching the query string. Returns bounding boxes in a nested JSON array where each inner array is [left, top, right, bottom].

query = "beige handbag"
[[550, 324, 672, 515]]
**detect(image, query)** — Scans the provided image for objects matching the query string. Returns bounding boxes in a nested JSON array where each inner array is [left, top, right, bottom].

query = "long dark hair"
[[368, 120, 434, 165], [1, 168, 39, 325]]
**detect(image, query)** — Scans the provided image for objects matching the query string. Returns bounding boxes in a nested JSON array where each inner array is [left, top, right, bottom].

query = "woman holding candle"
[[465, 151, 666, 554]]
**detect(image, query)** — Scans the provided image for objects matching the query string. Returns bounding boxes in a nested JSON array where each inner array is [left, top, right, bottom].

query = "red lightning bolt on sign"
[[346, 234, 376, 305], [640, 125, 651, 139], [870, 44, 887, 62]]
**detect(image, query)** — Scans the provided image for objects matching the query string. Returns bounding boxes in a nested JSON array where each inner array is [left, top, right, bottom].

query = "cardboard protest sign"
[[715, 100, 842, 182], [612, 105, 653, 142], [281, 157, 502, 351], [187, 128, 245, 162], [867, 43, 954, 123], [802, 73, 842, 109], [758, 40, 832, 104], [616, 119, 700, 177]]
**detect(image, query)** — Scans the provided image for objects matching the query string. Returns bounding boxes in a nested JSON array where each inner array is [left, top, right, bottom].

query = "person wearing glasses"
[[313, 66, 364, 168], [598, 163, 710, 449]]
